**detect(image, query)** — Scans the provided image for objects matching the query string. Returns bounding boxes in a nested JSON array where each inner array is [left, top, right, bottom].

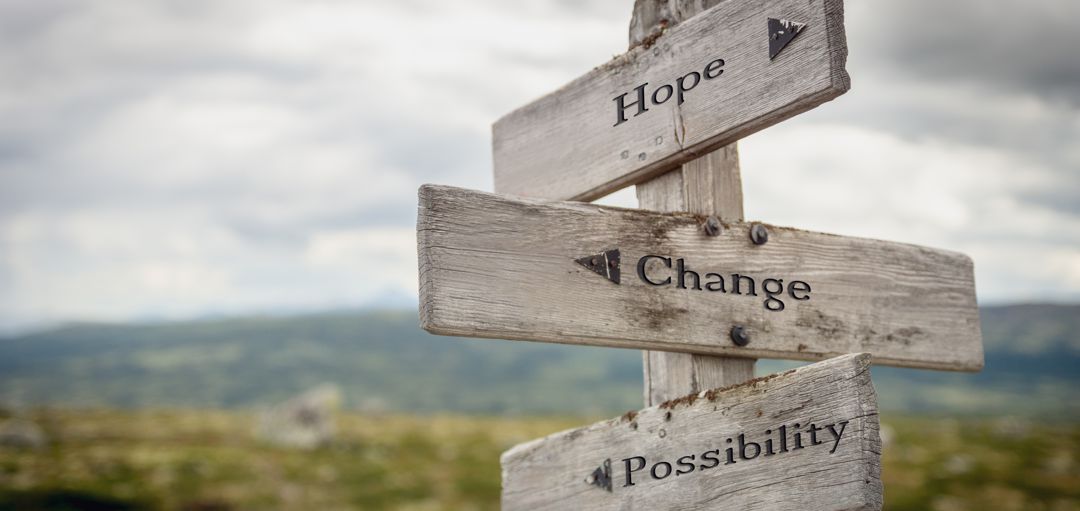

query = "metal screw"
[[750, 223, 769, 245], [730, 325, 750, 346], [703, 216, 722, 236]]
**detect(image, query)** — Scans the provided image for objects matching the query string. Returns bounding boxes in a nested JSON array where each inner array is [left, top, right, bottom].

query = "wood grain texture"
[[417, 185, 983, 371], [638, 144, 755, 405], [629, 0, 726, 48], [633, 0, 756, 407], [493, 0, 849, 202], [501, 353, 883, 510]]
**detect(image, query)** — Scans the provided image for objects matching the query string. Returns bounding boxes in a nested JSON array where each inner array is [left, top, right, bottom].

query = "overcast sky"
[[1, 0, 1078, 332]]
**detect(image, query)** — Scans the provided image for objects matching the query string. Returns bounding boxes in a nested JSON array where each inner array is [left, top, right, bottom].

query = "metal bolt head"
[[730, 325, 750, 346], [750, 223, 769, 245], [703, 216, 722, 236]]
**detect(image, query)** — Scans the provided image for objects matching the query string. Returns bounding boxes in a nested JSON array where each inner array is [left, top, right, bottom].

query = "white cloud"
[[305, 227, 418, 301], [0, 209, 420, 328], [739, 122, 1080, 303], [0, 0, 1077, 331]]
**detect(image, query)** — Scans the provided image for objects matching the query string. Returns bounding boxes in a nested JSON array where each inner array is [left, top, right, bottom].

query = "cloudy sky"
[[1, 0, 1078, 332]]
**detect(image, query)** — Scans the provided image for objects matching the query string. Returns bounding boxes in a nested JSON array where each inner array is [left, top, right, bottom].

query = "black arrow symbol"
[[768, 18, 807, 60], [585, 458, 613, 492], [575, 249, 620, 285]]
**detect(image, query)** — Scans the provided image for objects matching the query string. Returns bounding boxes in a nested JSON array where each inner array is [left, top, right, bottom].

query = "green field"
[[1, 409, 1077, 511]]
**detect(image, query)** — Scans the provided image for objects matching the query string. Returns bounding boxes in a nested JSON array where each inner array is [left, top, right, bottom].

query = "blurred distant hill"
[[0, 304, 1076, 418]]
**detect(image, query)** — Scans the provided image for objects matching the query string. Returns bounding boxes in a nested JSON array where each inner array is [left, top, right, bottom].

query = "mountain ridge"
[[1, 303, 1076, 418]]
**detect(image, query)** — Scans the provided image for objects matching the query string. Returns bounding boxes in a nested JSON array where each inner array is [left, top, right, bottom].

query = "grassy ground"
[[0, 409, 1077, 510]]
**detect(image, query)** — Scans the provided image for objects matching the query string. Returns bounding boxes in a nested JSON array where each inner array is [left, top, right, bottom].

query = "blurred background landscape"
[[1, 304, 1077, 510], [1, 304, 1078, 418], [1, 0, 1078, 509]]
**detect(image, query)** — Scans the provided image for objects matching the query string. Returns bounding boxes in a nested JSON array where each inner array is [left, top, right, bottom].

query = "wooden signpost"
[[502, 353, 881, 510], [414, 0, 983, 508]]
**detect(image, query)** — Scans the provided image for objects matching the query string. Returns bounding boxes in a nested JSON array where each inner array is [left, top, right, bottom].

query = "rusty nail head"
[[704, 216, 722, 236], [750, 224, 768, 245], [730, 325, 750, 346]]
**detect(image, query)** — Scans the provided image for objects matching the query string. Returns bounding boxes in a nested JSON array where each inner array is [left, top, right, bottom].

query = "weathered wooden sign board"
[[502, 353, 882, 510], [418, 185, 983, 371], [414, 0, 981, 507], [493, 0, 849, 201]]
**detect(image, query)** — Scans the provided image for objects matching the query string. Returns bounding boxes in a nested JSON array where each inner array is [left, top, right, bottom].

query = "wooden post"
[[632, 1, 755, 406]]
